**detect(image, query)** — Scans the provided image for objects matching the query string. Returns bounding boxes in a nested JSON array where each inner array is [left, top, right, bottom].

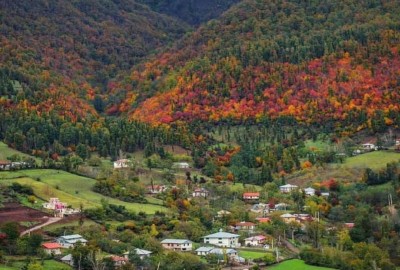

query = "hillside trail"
[[20, 217, 62, 236], [282, 239, 300, 254]]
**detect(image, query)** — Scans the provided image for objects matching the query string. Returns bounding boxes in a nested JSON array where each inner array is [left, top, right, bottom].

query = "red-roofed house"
[[235, 221, 256, 232], [256, 217, 271, 223], [109, 256, 128, 267], [42, 242, 62, 255], [243, 192, 260, 201], [147, 185, 167, 194]]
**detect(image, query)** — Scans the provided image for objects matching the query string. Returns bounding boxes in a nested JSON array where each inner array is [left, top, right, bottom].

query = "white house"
[[56, 234, 87, 248], [304, 187, 316, 196], [123, 248, 152, 260], [172, 162, 190, 169], [195, 246, 214, 256], [203, 230, 240, 248], [244, 235, 266, 247], [113, 159, 131, 169], [279, 184, 298, 193], [61, 254, 74, 267], [147, 185, 167, 194], [42, 242, 62, 255], [192, 188, 209, 198], [361, 143, 377, 151], [160, 239, 192, 251]]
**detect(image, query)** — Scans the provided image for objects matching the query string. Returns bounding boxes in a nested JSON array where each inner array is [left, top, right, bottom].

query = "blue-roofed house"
[[160, 239, 192, 251], [203, 230, 240, 247], [56, 234, 87, 248], [123, 248, 152, 260]]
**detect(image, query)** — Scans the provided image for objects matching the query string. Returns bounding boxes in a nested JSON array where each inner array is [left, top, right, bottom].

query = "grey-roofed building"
[[203, 230, 240, 247], [123, 248, 152, 260], [56, 234, 87, 248], [160, 239, 192, 251], [61, 254, 74, 266]]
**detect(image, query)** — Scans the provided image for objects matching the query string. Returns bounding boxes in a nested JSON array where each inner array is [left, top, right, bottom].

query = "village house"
[[235, 221, 256, 232], [123, 248, 152, 260], [244, 235, 266, 247], [255, 217, 271, 223], [113, 159, 131, 169], [160, 239, 192, 251], [304, 187, 316, 196], [146, 185, 167, 194], [56, 234, 87, 248], [216, 210, 231, 218], [109, 256, 128, 267], [361, 143, 377, 151], [61, 254, 74, 267], [279, 184, 298, 193], [242, 192, 260, 201], [203, 230, 240, 248], [172, 162, 190, 169], [280, 213, 297, 223], [42, 242, 62, 255], [0, 160, 11, 170], [192, 187, 209, 198], [250, 203, 269, 214], [195, 247, 242, 263]]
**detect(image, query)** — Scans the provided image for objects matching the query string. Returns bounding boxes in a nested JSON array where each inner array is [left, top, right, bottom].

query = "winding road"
[[20, 217, 62, 236]]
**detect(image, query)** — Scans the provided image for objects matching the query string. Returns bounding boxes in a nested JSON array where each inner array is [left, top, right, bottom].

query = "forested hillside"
[[125, 0, 400, 131], [138, 0, 240, 25]]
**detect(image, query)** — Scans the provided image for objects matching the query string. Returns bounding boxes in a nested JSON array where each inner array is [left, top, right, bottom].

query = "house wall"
[[204, 237, 238, 247]]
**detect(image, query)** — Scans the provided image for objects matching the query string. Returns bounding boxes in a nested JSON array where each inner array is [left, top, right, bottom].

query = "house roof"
[[280, 184, 298, 188], [124, 248, 152, 256], [195, 247, 214, 252], [42, 242, 62, 249], [161, 239, 192, 244], [210, 248, 237, 255], [110, 256, 128, 262], [243, 192, 260, 197], [59, 234, 84, 240], [61, 254, 72, 261], [245, 235, 266, 241], [256, 217, 271, 223], [236, 221, 255, 227], [281, 213, 295, 218], [0, 160, 11, 165], [204, 231, 240, 239]]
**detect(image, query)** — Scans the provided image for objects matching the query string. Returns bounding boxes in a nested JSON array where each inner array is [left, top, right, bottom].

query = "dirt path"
[[20, 217, 62, 236], [282, 239, 300, 254]]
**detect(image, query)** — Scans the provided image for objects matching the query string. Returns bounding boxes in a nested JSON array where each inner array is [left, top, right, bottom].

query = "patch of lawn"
[[238, 250, 268, 260], [0, 259, 71, 270], [0, 142, 42, 165], [344, 151, 400, 170], [270, 259, 336, 270], [0, 169, 167, 214]]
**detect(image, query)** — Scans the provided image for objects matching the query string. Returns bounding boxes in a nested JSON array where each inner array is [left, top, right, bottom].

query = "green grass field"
[[238, 250, 268, 260], [269, 259, 336, 270], [0, 259, 71, 270], [0, 142, 42, 165], [0, 169, 167, 214], [344, 151, 400, 170]]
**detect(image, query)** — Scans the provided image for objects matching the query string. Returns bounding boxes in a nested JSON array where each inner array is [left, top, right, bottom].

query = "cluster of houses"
[[0, 160, 32, 170], [42, 198, 79, 218]]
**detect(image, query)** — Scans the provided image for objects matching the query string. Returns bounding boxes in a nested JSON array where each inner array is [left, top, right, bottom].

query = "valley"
[[1, 0, 400, 270]]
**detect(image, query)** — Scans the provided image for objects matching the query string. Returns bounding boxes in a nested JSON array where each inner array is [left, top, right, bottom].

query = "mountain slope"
[[123, 0, 400, 129], [138, 0, 240, 25], [0, 0, 189, 118]]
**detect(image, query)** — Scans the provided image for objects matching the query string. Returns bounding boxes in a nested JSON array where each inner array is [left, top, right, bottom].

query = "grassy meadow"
[[0, 169, 167, 214], [0, 142, 42, 165], [269, 259, 336, 270]]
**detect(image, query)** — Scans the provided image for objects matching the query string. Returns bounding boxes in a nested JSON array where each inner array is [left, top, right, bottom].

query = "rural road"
[[20, 217, 62, 236]]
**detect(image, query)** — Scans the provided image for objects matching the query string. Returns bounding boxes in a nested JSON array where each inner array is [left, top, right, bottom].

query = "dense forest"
[[123, 0, 400, 131]]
